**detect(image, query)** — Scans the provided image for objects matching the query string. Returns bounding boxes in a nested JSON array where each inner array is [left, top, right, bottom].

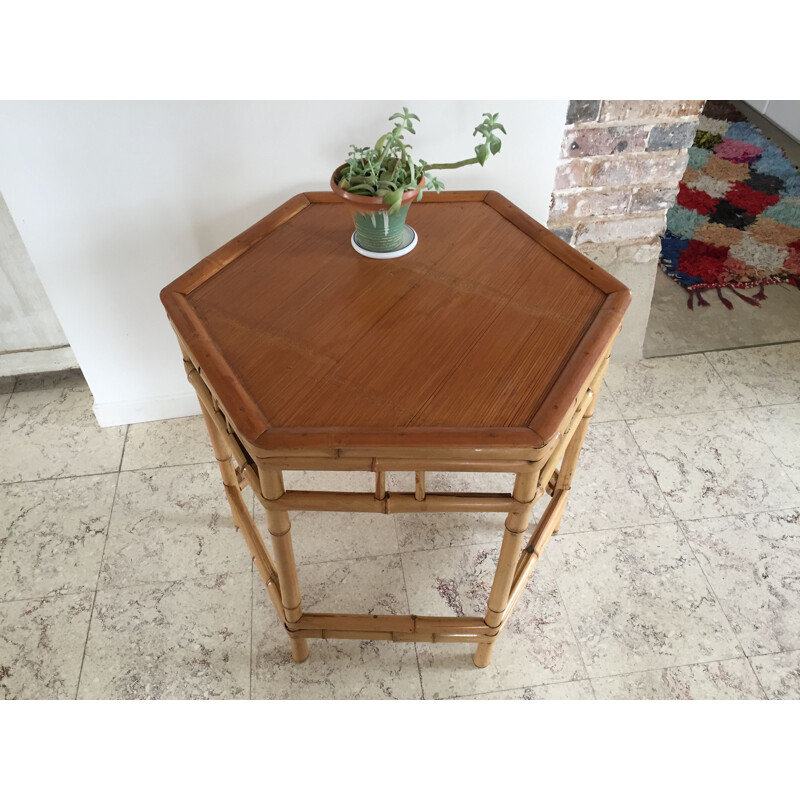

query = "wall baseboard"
[[93, 391, 201, 428]]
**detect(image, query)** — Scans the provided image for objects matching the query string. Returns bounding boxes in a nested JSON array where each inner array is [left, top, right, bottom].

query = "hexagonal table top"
[[161, 191, 630, 453]]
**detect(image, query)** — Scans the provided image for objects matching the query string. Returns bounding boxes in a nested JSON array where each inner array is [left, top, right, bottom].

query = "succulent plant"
[[335, 108, 506, 214]]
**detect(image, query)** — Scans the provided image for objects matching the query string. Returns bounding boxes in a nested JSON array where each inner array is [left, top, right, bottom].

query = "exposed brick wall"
[[549, 100, 703, 251], [548, 100, 705, 360]]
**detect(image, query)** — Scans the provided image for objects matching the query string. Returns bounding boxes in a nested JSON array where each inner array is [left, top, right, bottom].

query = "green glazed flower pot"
[[352, 204, 412, 252], [330, 165, 424, 254]]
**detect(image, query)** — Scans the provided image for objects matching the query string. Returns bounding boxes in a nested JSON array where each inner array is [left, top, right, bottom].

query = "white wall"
[[0, 100, 568, 426], [0, 193, 69, 351], [744, 100, 800, 141]]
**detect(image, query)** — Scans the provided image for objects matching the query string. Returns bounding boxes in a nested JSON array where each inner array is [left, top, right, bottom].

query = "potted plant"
[[331, 107, 506, 257]]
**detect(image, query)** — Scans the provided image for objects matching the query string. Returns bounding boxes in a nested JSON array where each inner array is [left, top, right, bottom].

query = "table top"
[[161, 191, 630, 454]]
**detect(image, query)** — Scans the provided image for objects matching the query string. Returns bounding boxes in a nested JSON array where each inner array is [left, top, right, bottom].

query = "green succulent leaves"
[[474, 112, 506, 154], [388, 107, 420, 134], [337, 108, 506, 214]]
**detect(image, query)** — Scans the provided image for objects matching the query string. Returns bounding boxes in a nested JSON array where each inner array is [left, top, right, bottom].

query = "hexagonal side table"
[[160, 190, 630, 668]]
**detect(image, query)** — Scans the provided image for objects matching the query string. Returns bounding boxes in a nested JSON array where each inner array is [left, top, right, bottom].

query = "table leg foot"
[[290, 638, 310, 663], [473, 642, 494, 668]]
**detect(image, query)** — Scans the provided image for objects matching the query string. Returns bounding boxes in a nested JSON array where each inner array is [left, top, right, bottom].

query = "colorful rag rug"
[[659, 100, 800, 309]]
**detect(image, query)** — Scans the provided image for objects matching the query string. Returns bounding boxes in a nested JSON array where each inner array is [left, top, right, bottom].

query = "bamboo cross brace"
[[260, 490, 524, 514], [197, 403, 284, 622]]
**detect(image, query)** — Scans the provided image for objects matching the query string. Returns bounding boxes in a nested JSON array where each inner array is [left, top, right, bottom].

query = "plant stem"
[[422, 157, 480, 171]]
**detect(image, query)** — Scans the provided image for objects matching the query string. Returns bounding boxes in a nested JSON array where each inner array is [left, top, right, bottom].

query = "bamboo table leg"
[[473, 471, 539, 668], [187, 351, 610, 668], [261, 469, 309, 663]]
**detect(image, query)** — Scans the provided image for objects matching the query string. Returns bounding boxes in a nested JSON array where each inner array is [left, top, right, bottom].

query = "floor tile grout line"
[[395, 518, 426, 700], [647, 338, 800, 361], [117, 425, 130, 472], [447, 675, 591, 700], [622, 417, 681, 526], [82, 569, 255, 596], [743, 655, 770, 700], [118, 458, 219, 474], [619, 414, 800, 528], [0, 588, 99, 606], [623, 411, 770, 699], [0, 469, 126, 488], [74, 425, 129, 700], [586, 653, 766, 690], [674, 518, 752, 662], [737, 407, 800, 496], [541, 549, 597, 698], [0, 376, 16, 420], [702, 346, 800, 410], [701, 350, 747, 405], [0, 462, 222, 490], [748, 644, 800, 660]]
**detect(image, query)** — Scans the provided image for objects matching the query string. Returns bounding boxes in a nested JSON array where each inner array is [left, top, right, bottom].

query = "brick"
[[561, 126, 648, 158], [575, 215, 666, 245], [549, 188, 632, 221], [599, 100, 704, 122], [590, 153, 689, 188], [566, 101, 601, 124], [548, 193, 571, 220], [629, 186, 679, 214], [549, 227, 574, 244], [647, 122, 698, 151], [553, 159, 592, 190], [576, 243, 619, 268], [573, 188, 631, 217], [618, 240, 663, 263]]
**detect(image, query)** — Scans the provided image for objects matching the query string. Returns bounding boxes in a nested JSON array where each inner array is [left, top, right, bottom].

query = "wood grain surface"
[[161, 191, 630, 451]]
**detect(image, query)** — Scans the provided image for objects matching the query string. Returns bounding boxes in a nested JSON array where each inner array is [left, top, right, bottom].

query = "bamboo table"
[[160, 190, 630, 668]]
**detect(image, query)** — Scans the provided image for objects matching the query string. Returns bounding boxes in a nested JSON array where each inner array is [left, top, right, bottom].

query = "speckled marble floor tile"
[[4, 340, 800, 701], [682, 509, 800, 656], [705, 342, 800, 407], [396, 511, 509, 554], [547, 523, 741, 678], [283, 470, 374, 493], [591, 382, 624, 423], [0, 474, 117, 601], [388, 470, 516, 495], [251, 555, 422, 699], [391, 471, 514, 553], [0, 593, 93, 699], [402, 543, 586, 699], [0, 376, 15, 418], [556, 421, 673, 533], [254, 470, 398, 565], [78, 573, 251, 699], [591, 658, 765, 699], [99, 463, 252, 589], [749, 650, 800, 699], [629, 409, 800, 520], [457, 679, 595, 700], [745, 403, 800, 491], [0, 371, 126, 482], [121, 413, 213, 470], [604, 354, 739, 420]]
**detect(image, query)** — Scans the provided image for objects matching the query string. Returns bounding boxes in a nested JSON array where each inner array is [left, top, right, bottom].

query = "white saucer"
[[351, 226, 418, 259]]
